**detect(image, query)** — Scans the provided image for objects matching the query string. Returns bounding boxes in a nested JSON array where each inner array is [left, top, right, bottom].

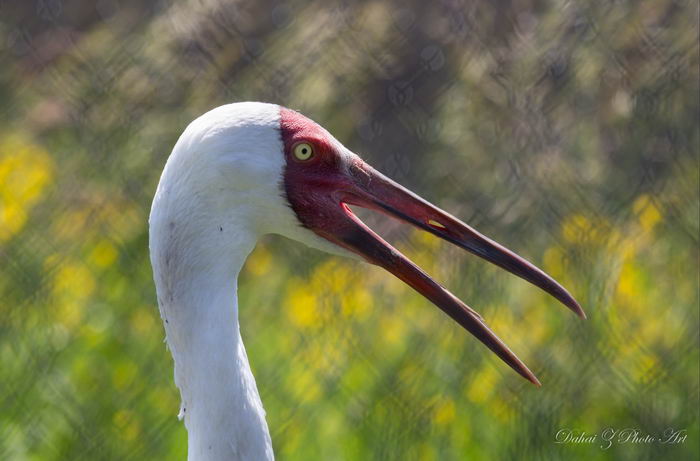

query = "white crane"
[[149, 102, 584, 460]]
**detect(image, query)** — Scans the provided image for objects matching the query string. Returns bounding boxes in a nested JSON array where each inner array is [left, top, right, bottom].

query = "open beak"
[[317, 159, 584, 386]]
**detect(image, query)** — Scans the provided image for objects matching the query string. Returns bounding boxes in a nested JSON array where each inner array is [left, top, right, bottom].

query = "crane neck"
[[149, 204, 274, 461]]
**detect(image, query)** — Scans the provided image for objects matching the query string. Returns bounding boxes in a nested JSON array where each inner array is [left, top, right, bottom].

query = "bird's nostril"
[[428, 219, 446, 230]]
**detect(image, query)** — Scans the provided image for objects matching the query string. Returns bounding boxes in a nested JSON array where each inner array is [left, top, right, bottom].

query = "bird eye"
[[293, 143, 314, 161]]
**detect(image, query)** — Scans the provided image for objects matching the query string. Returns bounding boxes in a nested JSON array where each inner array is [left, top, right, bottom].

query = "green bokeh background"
[[1, 1, 698, 460]]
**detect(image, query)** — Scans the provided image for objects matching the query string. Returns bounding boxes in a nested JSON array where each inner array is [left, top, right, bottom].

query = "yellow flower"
[[341, 288, 371, 320], [633, 194, 662, 232], [130, 307, 158, 338], [379, 312, 407, 345], [53, 261, 96, 328], [466, 366, 499, 403], [113, 409, 142, 442], [616, 260, 642, 305], [246, 243, 272, 276], [0, 135, 53, 242], [561, 214, 591, 244], [287, 367, 322, 403], [433, 397, 456, 425], [90, 239, 119, 268], [287, 282, 320, 329]]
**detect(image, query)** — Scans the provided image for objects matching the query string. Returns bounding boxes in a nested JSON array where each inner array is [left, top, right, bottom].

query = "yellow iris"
[[293, 142, 313, 161]]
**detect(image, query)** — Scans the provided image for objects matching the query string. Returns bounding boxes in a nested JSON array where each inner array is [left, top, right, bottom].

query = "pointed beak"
[[314, 159, 584, 386]]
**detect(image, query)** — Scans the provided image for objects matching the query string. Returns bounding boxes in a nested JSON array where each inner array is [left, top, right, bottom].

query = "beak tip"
[[560, 291, 586, 319], [523, 369, 541, 387], [569, 300, 587, 319], [513, 360, 542, 387]]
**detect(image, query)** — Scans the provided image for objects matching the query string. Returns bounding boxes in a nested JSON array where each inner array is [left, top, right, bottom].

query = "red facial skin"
[[278, 106, 584, 387], [279, 107, 358, 240]]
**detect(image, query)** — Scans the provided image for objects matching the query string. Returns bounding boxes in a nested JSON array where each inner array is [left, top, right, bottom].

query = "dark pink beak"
[[307, 159, 584, 386]]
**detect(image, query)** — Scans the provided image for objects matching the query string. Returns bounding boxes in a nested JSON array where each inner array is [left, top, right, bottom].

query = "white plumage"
[[151, 103, 298, 460]]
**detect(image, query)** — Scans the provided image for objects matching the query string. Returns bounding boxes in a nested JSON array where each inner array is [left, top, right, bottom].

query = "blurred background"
[[1, 0, 698, 459]]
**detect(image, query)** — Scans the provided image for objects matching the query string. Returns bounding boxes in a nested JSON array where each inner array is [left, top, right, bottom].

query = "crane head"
[[162, 102, 585, 386]]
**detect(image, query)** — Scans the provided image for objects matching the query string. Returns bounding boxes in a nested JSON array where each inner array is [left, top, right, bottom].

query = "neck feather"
[[150, 207, 274, 461]]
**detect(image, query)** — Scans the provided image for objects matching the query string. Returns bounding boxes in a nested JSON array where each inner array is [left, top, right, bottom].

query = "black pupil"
[[302, 148, 307, 154]]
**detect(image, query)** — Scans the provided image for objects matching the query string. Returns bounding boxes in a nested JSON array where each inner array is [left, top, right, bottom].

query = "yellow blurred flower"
[[148, 386, 179, 417], [633, 194, 662, 232], [616, 260, 642, 304], [113, 409, 142, 442], [433, 397, 456, 425], [561, 214, 590, 243], [489, 398, 514, 423], [379, 312, 407, 345], [302, 341, 340, 376], [130, 307, 158, 338], [341, 288, 371, 320], [561, 213, 614, 246], [0, 202, 26, 241], [466, 366, 499, 404], [633, 353, 659, 383], [287, 367, 322, 403], [487, 306, 515, 345], [543, 246, 565, 280], [418, 442, 438, 461], [52, 260, 96, 329], [53, 261, 96, 300], [246, 243, 272, 276], [89, 238, 119, 268], [0, 135, 54, 242], [287, 282, 321, 329]]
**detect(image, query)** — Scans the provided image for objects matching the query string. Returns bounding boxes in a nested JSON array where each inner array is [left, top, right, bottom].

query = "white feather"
[[149, 102, 350, 460]]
